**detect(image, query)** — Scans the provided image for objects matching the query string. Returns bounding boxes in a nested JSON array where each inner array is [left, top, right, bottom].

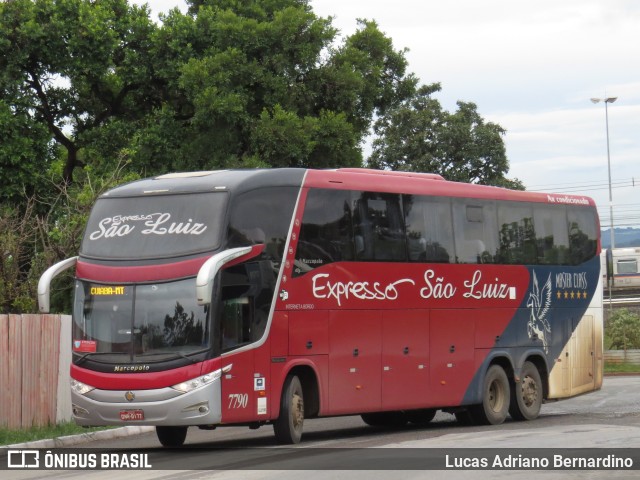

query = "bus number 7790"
[[228, 393, 249, 410]]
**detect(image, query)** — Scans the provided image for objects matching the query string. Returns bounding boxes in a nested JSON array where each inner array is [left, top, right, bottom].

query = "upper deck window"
[[353, 192, 405, 261], [295, 189, 354, 276], [403, 195, 453, 263], [452, 199, 498, 264], [294, 187, 599, 273], [226, 187, 300, 263], [81, 192, 228, 260]]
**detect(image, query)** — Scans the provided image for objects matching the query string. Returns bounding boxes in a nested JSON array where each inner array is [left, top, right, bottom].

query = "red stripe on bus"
[[75, 245, 265, 283], [76, 257, 209, 282]]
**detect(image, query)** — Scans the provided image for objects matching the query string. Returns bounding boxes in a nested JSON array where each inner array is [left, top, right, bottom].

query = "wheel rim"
[[489, 379, 506, 412], [521, 375, 538, 408], [291, 391, 304, 430]]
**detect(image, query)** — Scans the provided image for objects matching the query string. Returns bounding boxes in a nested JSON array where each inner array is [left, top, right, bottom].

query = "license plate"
[[120, 409, 144, 421]]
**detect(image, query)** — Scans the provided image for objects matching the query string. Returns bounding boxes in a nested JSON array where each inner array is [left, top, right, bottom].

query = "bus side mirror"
[[38, 256, 78, 313], [196, 247, 253, 306]]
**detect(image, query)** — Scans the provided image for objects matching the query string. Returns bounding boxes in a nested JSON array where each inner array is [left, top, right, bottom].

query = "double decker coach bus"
[[38, 168, 603, 446]]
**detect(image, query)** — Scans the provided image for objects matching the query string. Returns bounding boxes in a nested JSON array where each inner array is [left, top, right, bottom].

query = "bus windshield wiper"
[[136, 351, 204, 364], [74, 351, 128, 366]]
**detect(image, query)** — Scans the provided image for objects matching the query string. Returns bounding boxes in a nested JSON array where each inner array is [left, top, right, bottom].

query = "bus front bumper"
[[71, 378, 222, 427]]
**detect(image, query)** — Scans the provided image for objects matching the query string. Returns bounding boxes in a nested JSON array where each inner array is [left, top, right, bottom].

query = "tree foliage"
[[131, 4, 414, 172], [606, 308, 640, 350], [369, 83, 523, 188], [0, 100, 52, 202], [0, 0, 160, 185]]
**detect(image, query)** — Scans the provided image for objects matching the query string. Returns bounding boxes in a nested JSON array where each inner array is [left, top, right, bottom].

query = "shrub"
[[606, 308, 640, 350]]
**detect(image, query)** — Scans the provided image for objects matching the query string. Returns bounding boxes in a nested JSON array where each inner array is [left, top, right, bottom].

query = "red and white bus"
[[38, 168, 603, 446]]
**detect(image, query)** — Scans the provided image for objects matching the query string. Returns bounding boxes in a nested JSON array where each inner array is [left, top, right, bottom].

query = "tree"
[[130, 3, 414, 172], [0, 0, 160, 184], [369, 83, 523, 188]]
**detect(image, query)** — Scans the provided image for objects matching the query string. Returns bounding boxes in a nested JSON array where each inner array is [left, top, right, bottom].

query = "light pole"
[[590, 96, 617, 249]]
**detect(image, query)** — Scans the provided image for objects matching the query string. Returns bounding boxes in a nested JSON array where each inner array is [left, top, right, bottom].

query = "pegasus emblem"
[[526, 271, 552, 354]]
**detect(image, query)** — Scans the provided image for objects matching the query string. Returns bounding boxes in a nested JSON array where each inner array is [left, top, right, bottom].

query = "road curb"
[[5, 426, 155, 449]]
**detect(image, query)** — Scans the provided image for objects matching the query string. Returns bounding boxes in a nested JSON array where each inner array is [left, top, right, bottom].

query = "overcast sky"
[[135, 0, 640, 229]]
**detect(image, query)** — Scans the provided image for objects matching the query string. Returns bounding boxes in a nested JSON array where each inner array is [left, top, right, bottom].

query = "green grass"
[[604, 362, 640, 374], [0, 421, 114, 446]]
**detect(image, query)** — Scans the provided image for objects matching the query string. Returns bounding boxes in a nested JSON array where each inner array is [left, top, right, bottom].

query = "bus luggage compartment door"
[[381, 310, 430, 410], [429, 310, 476, 407], [327, 310, 381, 415]]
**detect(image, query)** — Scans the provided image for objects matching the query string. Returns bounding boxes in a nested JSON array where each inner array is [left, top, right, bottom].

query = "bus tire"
[[406, 409, 436, 426], [361, 411, 408, 427], [156, 426, 188, 447], [509, 361, 542, 421], [454, 409, 476, 426], [273, 375, 304, 444], [471, 365, 510, 425]]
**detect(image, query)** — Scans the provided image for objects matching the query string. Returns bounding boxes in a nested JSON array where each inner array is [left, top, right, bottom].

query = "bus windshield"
[[80, 192, 228, 260], [72, 278, 209, 363]]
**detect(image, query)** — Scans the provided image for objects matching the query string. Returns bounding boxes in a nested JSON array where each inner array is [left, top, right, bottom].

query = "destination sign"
[[90, 286, 126, 296]]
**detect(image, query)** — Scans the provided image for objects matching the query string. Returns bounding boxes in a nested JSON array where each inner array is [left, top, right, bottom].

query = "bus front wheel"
[[471, 365, 510, 425], [509, 361, 542, 421], [273, 375, 304, 444], [156, 426, 188, 447]]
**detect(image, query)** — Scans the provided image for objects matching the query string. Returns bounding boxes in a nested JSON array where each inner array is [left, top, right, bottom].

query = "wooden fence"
[[0, 314, 71, 429], [603, 349, 640, 365]]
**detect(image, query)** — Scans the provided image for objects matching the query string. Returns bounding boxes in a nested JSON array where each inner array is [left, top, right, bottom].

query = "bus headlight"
[[171, 369, 221, 394], [71, 379, 95, 395]]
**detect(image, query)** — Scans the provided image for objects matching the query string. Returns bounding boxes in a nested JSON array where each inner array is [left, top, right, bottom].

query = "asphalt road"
[[5, 376, 640, 480]]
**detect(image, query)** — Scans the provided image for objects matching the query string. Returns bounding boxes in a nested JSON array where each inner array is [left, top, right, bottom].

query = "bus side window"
[[452, 200, 498, 264], [567, 208, 598, 265], [497, 202, 537, 264], [217, 261, 272, 352], [220, 297, 251, 352], [534, 205, 570, 265], [295, 189, 354, 276], [227, 187, 299, 263], [352, 192, 406, 262], [403, 195, 452, 263]]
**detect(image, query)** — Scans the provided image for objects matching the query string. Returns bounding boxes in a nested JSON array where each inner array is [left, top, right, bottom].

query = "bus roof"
[[100, 168, 596, 208], [99, 169, 306, 198], [306, 168, 597, 207]]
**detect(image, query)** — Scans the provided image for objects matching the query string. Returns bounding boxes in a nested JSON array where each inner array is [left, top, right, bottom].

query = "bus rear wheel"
[[509, 361, 542, 421], [156, 426, 188, 447], [471, 365, 510, 425], [273, 375, 304, 444]]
